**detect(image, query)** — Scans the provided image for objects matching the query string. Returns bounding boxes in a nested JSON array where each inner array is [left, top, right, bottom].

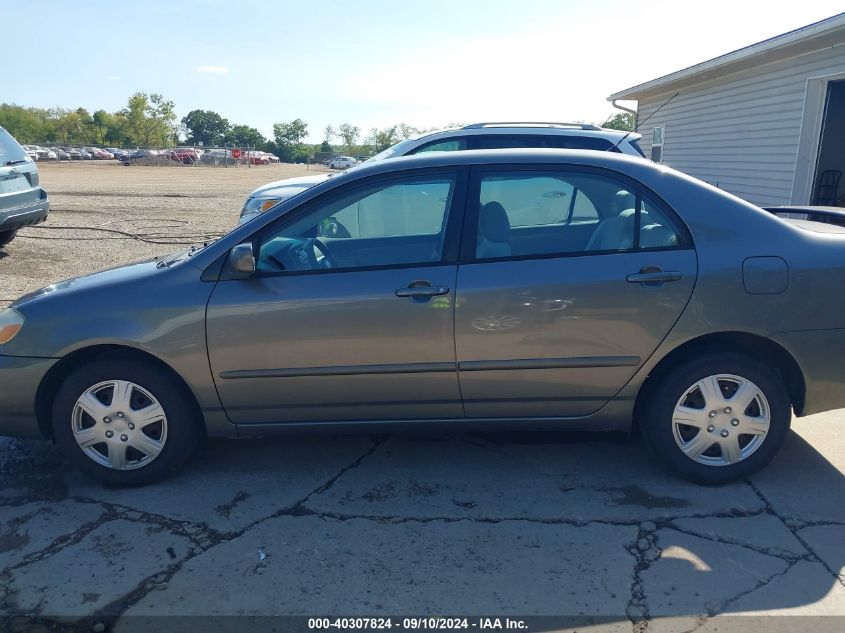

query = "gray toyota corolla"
[[2, 149, 844, 486]]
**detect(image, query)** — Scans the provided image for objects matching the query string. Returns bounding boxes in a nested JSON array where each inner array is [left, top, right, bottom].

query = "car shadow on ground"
[[0, 425, 842, 621]]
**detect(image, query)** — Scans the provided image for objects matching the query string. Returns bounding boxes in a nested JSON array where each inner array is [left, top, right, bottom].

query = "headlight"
[[240, 196, 281, 219], [0, 308, 24, 345]]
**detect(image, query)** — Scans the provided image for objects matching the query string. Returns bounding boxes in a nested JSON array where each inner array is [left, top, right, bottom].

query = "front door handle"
[[395, 282, 450, 298], [626, 270, 683, 285]]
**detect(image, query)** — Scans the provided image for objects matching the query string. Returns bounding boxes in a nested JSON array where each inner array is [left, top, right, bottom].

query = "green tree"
[[324, 124, 335, 143], [225, 124, 266, 148], [75, 108, 96, 143], [273, 119, 308, 147], [53, 109, 87, 144], [91, 110, 111, 144], [397, 122, 419, 140], [122, 92, 177, 146], [0, 104, 53, 143], [273, 119, 309, 162], [337, 123, 360, 150], [603, 112, 634, 131], [182, 109, 230, 146], [366, 126, 399, 152]]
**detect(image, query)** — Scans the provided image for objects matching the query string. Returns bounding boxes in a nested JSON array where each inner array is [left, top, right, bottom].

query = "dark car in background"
[[199, 148, 234, 165], [124, 149, 160, 164], [105, 148, 131, 161], [0, 126, 49, 248]]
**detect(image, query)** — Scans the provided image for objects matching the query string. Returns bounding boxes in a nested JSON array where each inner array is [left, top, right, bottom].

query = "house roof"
[[609, 12, 845, 101]]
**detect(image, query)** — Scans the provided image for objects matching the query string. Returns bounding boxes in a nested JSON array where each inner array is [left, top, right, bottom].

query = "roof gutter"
[[610, 99, 638, 131]]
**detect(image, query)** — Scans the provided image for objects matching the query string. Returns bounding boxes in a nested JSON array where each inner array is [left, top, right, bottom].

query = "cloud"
[[196, 65, 229, 75], [107, 75, 121, 81]]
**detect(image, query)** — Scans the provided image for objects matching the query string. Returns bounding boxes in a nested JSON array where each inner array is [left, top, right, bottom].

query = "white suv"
[[239, 122, 644, 224], [328, 156, 358, 169]]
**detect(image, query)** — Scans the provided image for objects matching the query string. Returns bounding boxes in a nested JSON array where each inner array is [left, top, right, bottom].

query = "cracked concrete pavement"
[[0, 410, 843, 632]]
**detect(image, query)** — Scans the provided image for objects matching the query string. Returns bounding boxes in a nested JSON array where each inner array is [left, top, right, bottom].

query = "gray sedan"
[[1, 149, 844, 486]]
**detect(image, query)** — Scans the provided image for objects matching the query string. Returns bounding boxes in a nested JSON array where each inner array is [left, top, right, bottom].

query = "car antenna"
[[606, 91, 679, 153]]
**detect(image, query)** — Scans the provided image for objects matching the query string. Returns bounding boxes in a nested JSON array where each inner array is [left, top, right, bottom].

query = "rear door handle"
[[395, 283, 450, 298], [626, 270, 683, 284]]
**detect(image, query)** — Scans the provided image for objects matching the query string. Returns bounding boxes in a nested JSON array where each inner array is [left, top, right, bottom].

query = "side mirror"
[[228, 242, 255, 277]]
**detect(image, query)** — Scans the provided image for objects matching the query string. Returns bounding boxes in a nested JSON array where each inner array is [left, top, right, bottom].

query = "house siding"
[[633, 42, 845, 206]]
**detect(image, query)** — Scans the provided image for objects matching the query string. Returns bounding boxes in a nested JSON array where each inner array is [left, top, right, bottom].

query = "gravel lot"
[[0, 161, 328, 305], [0, 162, 844, 631]]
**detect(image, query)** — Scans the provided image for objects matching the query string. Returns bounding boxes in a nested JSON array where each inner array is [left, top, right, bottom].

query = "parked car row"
[[21, 145, 58, 161], [20, 145, 280, 165]]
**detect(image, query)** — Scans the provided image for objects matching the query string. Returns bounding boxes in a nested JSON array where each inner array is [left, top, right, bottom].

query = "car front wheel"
[[640, 352, 791, 485], [52, 357, 201, 485]]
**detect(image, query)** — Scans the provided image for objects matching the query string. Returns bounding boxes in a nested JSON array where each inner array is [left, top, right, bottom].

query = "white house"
[[608, 13, 845, 208]]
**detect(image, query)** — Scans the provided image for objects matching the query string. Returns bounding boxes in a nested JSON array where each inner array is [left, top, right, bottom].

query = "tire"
[[0, 230, 17, 248], [51, 356, 201, 486], [640, 352, 791, 485]]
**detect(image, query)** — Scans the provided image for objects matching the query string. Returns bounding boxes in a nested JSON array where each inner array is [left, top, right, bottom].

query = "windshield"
[[363, 138, 420, 164], [0, 127, 29, 165]]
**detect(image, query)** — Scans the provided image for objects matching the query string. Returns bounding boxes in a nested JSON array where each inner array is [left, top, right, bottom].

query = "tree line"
[[0, 93, 634, 163]]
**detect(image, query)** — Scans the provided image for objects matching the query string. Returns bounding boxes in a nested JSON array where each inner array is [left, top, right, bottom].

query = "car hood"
[[12, 257, 166, 307], [248, 173, 332, 198]]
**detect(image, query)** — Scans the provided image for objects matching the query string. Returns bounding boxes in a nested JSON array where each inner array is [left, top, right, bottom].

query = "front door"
[[454, 166, 697, 418], [207, 170, 466, 424]]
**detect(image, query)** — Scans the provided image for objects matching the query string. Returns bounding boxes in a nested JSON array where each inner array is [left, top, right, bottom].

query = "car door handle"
[[395, 284, 450, 298], [626, 270, 683, 284]]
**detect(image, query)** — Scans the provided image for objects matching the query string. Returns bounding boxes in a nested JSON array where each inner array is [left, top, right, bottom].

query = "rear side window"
[[471, 135, 617, 152], [471, 169, 686, 261], [542, 136, 616, 151]]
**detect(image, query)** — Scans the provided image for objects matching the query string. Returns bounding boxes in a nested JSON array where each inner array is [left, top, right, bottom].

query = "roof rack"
[[461, 121, 602, 131]]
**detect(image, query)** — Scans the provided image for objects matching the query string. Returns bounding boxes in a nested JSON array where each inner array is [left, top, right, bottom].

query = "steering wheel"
[[310, 237, 339, 269]]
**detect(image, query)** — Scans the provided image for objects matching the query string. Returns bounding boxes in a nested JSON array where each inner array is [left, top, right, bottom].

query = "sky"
[[2, 0, 844, 143]]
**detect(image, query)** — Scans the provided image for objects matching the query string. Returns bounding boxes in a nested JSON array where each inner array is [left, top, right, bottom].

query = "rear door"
[[454, 165, 697, 418]]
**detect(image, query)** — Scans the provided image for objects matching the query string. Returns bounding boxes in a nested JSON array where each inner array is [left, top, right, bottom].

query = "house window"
[[651, 126, 665, 163]]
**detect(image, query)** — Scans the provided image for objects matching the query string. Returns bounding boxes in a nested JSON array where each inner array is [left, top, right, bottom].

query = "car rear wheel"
[[640, 352, 791, 485], [52, 357, 201, 486], [0, 229, 17, 247]]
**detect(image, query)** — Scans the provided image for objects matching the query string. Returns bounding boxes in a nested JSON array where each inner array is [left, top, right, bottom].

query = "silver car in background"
[[1, 148, 844, 487], [239, 122, 645, 225], [0, 127, 50, 248]]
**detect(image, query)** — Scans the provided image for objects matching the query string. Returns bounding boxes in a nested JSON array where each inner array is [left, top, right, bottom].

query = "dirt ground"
[[0, 161, 329, 305]]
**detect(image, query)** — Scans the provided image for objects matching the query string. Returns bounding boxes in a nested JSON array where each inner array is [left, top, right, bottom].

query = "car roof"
[[410, 125, 641, 143], [333, 147, 652, 182]]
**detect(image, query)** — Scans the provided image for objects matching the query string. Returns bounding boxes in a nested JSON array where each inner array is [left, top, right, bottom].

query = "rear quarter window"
[[0, 127, 28, 164]]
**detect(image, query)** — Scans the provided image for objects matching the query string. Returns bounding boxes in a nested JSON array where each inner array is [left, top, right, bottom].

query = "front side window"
[[473, 170, 683, 260], [257, 175, 456, 273]]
